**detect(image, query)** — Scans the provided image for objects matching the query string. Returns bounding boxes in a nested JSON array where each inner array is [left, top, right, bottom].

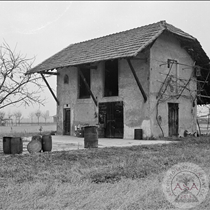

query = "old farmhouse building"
[[27, 20, 210, 139]]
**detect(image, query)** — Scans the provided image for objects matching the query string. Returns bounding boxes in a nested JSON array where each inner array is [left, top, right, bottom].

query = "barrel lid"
[[27, 140, 42, 154]]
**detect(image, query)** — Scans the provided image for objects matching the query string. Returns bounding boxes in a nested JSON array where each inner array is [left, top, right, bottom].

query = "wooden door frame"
[[168, 103, 179, 137]]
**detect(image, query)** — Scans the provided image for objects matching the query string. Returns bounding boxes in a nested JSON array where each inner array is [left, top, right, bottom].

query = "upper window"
[[78, 67, 91, 99], [104, 60, 119, 97], [64, 74, 69, 84]]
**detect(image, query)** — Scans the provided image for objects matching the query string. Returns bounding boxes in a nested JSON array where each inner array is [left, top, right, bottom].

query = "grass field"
[[0, 136, 209, 210]]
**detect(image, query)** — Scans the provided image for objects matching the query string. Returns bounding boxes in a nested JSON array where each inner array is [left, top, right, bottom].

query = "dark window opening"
[[79, 68, 91, 99], [64, 74, 69, 84], [104, 60, 118, 97]]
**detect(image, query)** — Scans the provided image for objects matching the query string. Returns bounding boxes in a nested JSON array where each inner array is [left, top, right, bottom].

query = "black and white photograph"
[[0, 1, 210, 209]]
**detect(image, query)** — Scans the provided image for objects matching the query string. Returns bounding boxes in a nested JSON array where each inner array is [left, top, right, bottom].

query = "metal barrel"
[[134, 129, 143, 140], [84, 126, 98, 148], [42, 135, 52, 152], [3, 137, 23, 154], [27, 139, 42, 154], [32, 135, 42, 152]]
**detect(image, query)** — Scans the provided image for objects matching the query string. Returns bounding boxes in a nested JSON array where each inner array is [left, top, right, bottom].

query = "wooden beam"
[[78, 69, 98, 107], [42, 72, 60, 76], [126, 58, 147, 102], [40, 73, 59, 105], [78, 64, 97, 70], [130, 57, 147, 61], [197, 94, 210, 99]]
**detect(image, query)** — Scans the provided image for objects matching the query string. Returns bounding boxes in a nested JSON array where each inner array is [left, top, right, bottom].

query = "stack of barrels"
[[2, 134, 52, 155], [27, 134, 52, 154], [3, 137, 23, 154]]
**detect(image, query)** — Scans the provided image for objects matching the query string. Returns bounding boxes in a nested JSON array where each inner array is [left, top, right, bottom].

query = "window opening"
[[79, 68, 91, 98], [104, 59, 118, 96], [64, 74, 69, 84]]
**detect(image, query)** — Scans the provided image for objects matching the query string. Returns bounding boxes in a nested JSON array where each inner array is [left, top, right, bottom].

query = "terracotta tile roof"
[[27, 20, 199, 74]]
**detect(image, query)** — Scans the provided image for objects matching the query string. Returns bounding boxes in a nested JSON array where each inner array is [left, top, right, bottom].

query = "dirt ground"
[[0, 134, 175, 156]]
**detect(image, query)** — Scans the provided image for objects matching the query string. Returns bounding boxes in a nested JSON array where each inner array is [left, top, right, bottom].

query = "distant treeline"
[[3, 122, 56, 126]]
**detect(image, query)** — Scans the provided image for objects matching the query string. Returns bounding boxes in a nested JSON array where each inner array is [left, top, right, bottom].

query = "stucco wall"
[[56, 51, 150, 139], [56, 32, 197, 138], [149, 32, 197, 137]]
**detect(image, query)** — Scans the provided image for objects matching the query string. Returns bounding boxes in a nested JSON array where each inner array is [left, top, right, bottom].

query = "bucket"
[[3, 137, 23, 154], [42, 135, 52, 152], [27, 140, 42, 154], [84, 126, 98, 148], [134, 129, 143, 140]]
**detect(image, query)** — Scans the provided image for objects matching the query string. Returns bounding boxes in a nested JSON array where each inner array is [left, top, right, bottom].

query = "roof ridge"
[[66, 20, 165, 48], [165, 22, 196, 40]]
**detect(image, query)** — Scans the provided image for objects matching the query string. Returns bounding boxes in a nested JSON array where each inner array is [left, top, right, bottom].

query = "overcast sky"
[[1, 1, 210, 117]]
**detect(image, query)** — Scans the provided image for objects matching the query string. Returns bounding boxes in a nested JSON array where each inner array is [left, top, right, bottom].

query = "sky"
[[0, 1, 210, 117]]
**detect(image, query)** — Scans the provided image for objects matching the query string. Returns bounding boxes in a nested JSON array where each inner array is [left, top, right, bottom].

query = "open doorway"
[[63, 108, 71, 135], [168, 103, 179, 137]]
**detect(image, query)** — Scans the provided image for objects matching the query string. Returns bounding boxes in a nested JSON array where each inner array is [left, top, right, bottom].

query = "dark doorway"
[[168, 103, 179, 137], [99, 101, 123, 138], [63, 108, 71, 135]]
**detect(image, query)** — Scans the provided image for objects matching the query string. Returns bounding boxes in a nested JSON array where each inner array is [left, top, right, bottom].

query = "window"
[[64, 74, 69, 84], [78, 67, 90, 98], [104, 60, 118, 96]]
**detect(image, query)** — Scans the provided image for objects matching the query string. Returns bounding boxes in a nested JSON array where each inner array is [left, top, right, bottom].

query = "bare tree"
[[13, 110, 22, 125], [29, 112, 34, 125], [0, 41, 45, 110], [7, 111, 13, 125], [42, 110, 49, 124], [0, 111, 5, 126], [35, 110, 41, 125]]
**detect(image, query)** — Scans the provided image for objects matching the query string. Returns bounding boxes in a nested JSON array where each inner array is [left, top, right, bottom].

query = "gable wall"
[[149, 32, 197, 137]]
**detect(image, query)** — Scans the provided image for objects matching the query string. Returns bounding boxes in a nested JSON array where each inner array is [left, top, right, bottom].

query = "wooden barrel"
[[42, 135, 52, 152], [3, 137, 23, 154], [32, 135, 42, 152], [27, 140, 42, 154], [84, 126, 98, 148], [134, 129, 143, 140]]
